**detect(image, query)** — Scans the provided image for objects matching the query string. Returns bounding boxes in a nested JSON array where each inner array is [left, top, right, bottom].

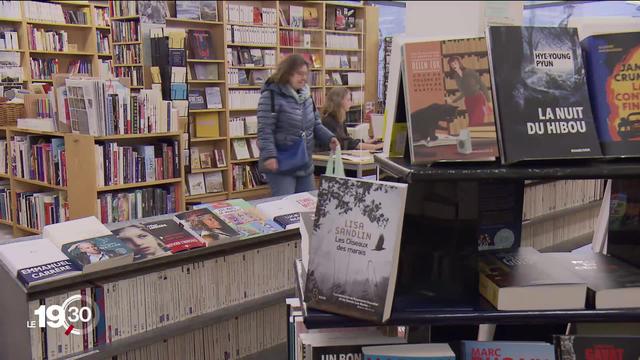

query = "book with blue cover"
[[460, 341, 554, 360], [582, 31, 640, 157], [195, 199, 283, 238], [363, 343, 455, 360]]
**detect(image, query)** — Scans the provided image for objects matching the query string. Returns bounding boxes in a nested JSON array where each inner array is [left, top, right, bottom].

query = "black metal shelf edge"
[[374, 155, 640, 182], [59, 289, 293, 360]]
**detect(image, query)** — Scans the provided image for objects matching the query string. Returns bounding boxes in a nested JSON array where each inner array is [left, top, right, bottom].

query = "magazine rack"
[[295, 155, 640, 332]]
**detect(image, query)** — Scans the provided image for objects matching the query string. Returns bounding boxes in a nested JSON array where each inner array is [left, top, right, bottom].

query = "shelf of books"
[[0, 196, 306, 359]]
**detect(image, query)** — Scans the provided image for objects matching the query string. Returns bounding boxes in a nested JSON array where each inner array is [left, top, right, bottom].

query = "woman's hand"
[[264, 158, 278, 172], [329, 137, 340, 151]]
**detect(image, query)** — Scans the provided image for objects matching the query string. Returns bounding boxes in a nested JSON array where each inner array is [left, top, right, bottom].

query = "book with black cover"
[[305, 176, 408, 323], [169, 49, 186, 67], [141, 219, 206, 253], [188, 30, 213, 60], [545, 251, 640, 309], [554, 335, 640, 360], [487, 26, 602, 164], [478, 247, 587, 310], [582, 31, 640, 157], [608, 179, 640, 268], [188, 89, 206, 109]]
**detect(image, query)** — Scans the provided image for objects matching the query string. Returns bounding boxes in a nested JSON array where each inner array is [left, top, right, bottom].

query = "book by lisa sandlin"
[[305, 176, 407, 323], [488, 26, 602, 164]]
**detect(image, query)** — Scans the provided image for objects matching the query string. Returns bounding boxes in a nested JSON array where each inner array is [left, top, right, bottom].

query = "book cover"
[[175, 208, 240, 245], [554, 335, 640, 360], [402, 38, 499, 164], [582, 32, 640, 157], [141, 219, 206, 253], [232, 139, 251, 159], [199, 1, 218, 22], [477, 181, 523, 251], [195, 199, 283, 238], [301, 332, 407, 360], [363, 343, 455, 360], [290, 6, 303, 28], [607, 179, 640, 268], [335, 8, 346, 31], [214, 148, 227, 167], [194, 112, 220, 138], [188, 89, 206, 110], [200, 152, 213, 168], [112, 224, 171, 261], [204, 171, 224, 193], [0, 239, 80, 286], [487, 26, 602, 164], [303, 7, 319, 28], [305, 176, 408, 322], [249, 49, 263, 66], [188, 30, 213, 60], [460, 341, 554, 360], [190, 148, 201, 169], [545, 252, 640, 309], [169, 49, 186, 67], [60, 235, 133, 272], [193, 63, 219, 80], [187, 173, 206, 195], [250, 69, 271, 85], [205, 86, 222, 109], [478, 247, 587, 310]]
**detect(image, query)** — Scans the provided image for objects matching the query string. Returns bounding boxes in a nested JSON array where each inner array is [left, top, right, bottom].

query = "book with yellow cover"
[[194, 112, 220, 138]]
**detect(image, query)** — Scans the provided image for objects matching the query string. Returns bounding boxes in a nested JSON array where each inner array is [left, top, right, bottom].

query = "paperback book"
[[402, 37, 499, 164], [61, 235, 133, 272], [305, 176, 408, 322], [554, 335, 640, 360], [195, 199, 282, 238], [582, 31, 640, 157], [460, 341, 554, 360], [112, 224, 171, 261], [175, 208, 240, 245], [487, 26, 602, 163], [141, 219, 206, 253], [363, 343, 455, 360], [478, 247, 586, 310]]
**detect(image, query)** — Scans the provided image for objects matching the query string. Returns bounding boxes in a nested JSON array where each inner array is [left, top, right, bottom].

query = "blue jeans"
[[266, 173, 315, 196]]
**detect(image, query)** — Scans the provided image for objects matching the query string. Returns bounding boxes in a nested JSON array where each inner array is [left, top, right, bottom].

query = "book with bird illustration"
[[304, 176, 408, 323]]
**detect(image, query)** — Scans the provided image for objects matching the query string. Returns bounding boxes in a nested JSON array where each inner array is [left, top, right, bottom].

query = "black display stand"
[[296, 155, 640, 337]]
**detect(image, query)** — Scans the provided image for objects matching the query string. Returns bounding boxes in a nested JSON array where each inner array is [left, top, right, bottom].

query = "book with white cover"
[[256, 192, 317, 229], [43, 216, 113, 248], [305, 176, 408, 322], [0, 239, 80, 286]]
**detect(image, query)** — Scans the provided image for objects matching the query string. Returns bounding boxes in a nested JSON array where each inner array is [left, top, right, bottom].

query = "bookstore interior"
[[1, 0, 640, 359]]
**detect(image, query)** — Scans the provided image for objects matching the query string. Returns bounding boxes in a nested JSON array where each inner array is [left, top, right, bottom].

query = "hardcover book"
[[194, 112, 220, 138], [460, 341, 554, 360], [193, 63, 219, 80], [175, 208, 240, 245], [303, 7, 319, 28], [199, 1, 218, 22], [582, 32, 640, 157], [363, 343, 455, 360], [305, 176, 408, 322], [0, 239, 80, 286], [290, 6, 303, 28], [232, 139, 251, 159], [478, 247, 587, 310], [176, 2, 200, 20], [205, 87, 222, 109], [402, 38, 499, 164], [187, 173, 206, 195], [545, 252, 640, 309], [554, 335, 640, 360], [112, 224, 171, 261], [61, 235, 134, 272], [487, 26, 602, 164], [169, 49, 186, 67], [141, 219, 206, 253], [195, 199, 282, 238], [199, 152, 213, 168]]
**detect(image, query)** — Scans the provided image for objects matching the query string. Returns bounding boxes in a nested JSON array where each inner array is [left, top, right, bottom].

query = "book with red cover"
[[141, 219, 206, 253], [188, 30, 213, 60]]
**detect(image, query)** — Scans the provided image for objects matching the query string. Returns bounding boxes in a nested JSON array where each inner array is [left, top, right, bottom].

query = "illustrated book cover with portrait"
[[554, 335, 640, 360], [582, 31, 640, 157], [401, 37, 499, 164], [141, 219, 206, 253], [111, 224, 171, 261], [478, 247, 586, 311], [304, 176, 408, 322], [460, 341, 554, 360], [61, 235, 134, 272], [195, 199, 283, 238], [487, 26, 602, 164], [174, 208, 240, 245]]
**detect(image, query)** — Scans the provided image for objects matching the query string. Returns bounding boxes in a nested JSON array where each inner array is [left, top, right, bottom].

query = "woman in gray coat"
[[258, 54, 339, 196]]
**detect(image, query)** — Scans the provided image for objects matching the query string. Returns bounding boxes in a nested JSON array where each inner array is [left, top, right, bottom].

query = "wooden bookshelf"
[[97, 178, 183, 192]]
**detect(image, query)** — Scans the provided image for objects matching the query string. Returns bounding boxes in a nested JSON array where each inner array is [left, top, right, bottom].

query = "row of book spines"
[[232, 164, 265, 191], [0, 188, 12, 222], [112, 20, 140, 43], [225, 25, 278, 46], [113, 45, 141, 64], [97, 186, 177, 224], [103, 93, 177, 135], [114, 67, 143, 86], [27, 26, 69, 52], [11, 140, 67, 187], [96, 142, 179, 186], [110, 1, 138, 19], [15, 191, 68, 231]]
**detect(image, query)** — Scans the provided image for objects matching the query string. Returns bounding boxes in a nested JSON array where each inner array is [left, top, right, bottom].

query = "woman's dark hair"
[[447, 56, 466, 72], [269, 54, 309, 85]]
